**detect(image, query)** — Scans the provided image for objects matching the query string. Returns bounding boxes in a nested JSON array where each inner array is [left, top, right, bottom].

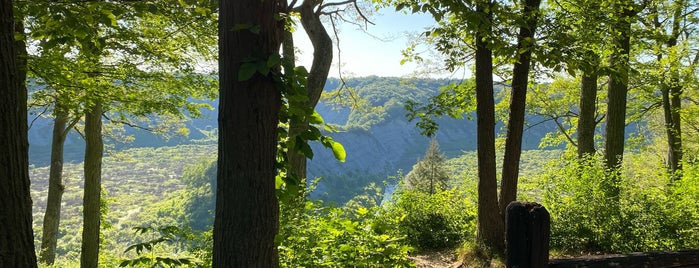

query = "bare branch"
[[319, 0, 354, 10], [28, 104, 50, 131], [553, 117, 577, 147], [102, 114, 154, 132], [63, 117, 82, 138]]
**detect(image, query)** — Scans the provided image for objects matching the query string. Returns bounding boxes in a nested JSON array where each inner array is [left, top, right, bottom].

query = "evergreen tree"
[[405, 139, 449, 194]]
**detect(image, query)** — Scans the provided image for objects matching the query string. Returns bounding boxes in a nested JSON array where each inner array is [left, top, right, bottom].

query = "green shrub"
[[278, 200, 414, 267], [379, 187, 476, 251], [540, 153, 699, 253]]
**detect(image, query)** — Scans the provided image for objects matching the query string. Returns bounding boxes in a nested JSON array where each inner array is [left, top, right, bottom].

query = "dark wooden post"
[[506, 201, 550, 268]]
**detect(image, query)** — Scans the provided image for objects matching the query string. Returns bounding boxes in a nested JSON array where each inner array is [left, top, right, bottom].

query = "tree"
[[405, 139, 449, 194], [472, 1, 504, 253], [38, 97, 77, 264], [498, 0, 542, 220], [286, 0, 334, 182], [22, 1, 218, 264], [0, 0, 37, 265], [285, 0, 368, 186], [380, 0, 546, 255], [550, 0, 606, 158], [81, 99, 103, 268], [604, 0, 636, 171], [636, 0, 698, 176], [215, 0, 286, 266]]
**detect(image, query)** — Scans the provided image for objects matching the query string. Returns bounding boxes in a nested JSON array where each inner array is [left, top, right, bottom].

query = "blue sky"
[[293, 8, 438, 78]]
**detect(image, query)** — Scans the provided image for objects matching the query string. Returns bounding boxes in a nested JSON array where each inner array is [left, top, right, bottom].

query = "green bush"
[[379, 187, 476, 251], [540, 153, 699, 253], [278, 200, 414, 267]]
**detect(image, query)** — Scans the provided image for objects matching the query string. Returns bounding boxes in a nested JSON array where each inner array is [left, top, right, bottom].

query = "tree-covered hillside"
[[28, 76, 556, 203]]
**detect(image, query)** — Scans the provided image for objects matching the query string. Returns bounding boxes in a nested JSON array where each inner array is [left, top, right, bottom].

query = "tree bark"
[[39, 103, 70, 265], [81, 102, 103, 268], [604, 0, 634, 172], [499, 0, 541, 222], [577, 68, 598, 158], [215, 0, 285, 267], [474, 0, 505, 255], [0, 0, 38, 264]]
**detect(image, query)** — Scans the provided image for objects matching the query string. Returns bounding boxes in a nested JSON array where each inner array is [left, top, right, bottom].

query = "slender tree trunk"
[[663, 0, 684, 176], [577, 68, 598, 158], [668, 81, 682, 174], [39, 104, 70, 265], [662, 82, 682, 175], [499, 0, 541, 220], [287, 0, 334, 180], [474, 0, 504, 255], [0, 0, 38, 265], [215, 0, 285, 266], [604, 0, 634, 173], [81, 102, 103, 268]]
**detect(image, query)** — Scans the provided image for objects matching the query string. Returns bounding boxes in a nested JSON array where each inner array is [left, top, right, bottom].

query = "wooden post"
[[506, 201, 550, 268]]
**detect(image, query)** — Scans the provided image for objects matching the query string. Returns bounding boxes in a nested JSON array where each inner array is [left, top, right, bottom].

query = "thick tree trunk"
[[81, 102, 103, 268], [604, 0, 633, 173], [287, 0, 334, 180], [474, 0, 504, 255], [577, 69, 598, 158], [39, 105, 69, 265], [0, 0, 38, 265], [499, 0, 541, 221], [215, 0, 285, 267]]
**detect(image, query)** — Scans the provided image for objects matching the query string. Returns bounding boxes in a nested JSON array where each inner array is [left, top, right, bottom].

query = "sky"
[[292, 8, 439, 78]]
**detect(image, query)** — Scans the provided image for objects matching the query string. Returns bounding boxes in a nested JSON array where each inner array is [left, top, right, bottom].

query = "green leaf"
[[256, 61, 270, 76], [308, 110, 324, 124], [295, 136, 314, 159], [238, 62, 257, 81], [322, 137, 346, 162], [267, 54, 281, 68]]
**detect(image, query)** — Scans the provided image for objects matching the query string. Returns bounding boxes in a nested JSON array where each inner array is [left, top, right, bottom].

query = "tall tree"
[[216, 0, 286, 266], [23, 1, 218, 263], [604, 0, 636, 171], [498, 0, 542, 219], [0, 0, 37, 265], [381, 0, 544, 254], [38, 99, 75, 264], [286, 0, 334, 181], [285, 0, 367, 183], [81, 100, 103, 268], [473, 0, 504, 253], [647, 0, 688, 175]]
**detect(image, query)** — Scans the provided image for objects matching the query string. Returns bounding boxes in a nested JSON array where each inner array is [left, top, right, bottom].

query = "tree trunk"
[[577, 68, 598, 158], [474, 0, 504, 255], [39, 103, 70, 265], [0, 0, 38, 265], [604, 0, 634, 173], [215, 0, 285, 267], [663, 0, 684, 176], [287, 0, 334, 181], [81, 102, 103, 268], [499, 0, 541, 221]]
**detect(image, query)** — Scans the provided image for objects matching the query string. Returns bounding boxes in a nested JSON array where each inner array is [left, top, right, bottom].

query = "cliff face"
[[308, 103, 479, 202]]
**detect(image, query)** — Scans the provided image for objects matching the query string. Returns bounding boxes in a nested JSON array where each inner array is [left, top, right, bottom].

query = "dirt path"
[[410, 251, 464, 268]]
